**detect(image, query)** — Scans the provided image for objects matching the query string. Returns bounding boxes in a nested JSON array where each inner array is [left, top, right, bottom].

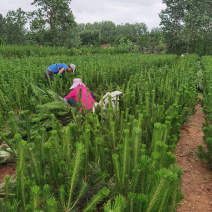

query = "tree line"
[[0, 0, 211, 56]]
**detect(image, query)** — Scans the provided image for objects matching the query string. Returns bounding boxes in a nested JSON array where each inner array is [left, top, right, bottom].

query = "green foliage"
[[82, 187, 110, 212], [31, 0, 79, 47], [104, 195, 126, 212], [197, 140, 212, 170], [198, 56, 212, 170], [3, 9, 27, 45], [0, 51, 202, 211], [159, 0, 212, 55], [0, 37, 4, 45]]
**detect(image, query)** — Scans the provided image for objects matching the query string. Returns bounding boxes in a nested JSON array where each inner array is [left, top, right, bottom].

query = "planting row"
[[198, 56, 212, 170]]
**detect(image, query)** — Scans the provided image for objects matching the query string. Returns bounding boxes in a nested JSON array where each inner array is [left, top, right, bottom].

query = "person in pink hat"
[[64, 78, 96, 111]]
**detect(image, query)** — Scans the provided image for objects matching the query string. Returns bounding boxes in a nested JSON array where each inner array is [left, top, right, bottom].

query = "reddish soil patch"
[[0, 164, 16, 184], [101, 43, 111, 48], [175, 104, 212, 212]]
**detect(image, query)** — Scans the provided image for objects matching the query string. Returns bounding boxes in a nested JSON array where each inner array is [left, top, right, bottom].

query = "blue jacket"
[[47, 63, 68, 74]]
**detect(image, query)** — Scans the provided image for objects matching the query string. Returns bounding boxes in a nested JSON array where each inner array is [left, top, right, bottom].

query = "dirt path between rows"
[[175, 104, 212, 212], [0, 104, 211, 211]]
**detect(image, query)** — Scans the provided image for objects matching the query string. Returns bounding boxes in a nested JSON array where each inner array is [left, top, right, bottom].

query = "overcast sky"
[[0, 0, 166, 30]]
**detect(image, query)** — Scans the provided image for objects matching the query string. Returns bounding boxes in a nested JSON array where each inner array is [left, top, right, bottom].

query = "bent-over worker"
[[64, 78, 96, 111], [44, 63, 76, 81]]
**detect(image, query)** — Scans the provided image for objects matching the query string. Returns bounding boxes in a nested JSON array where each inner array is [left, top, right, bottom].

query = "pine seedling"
[[197, 137, 212, 170], [113, 130, 130, 196], [131, 116, 143, 168], [45, 142, 59, 188], [16, 169, 26, 211], [41, 129, 47, 173], [50, 114, 56, 131], [125, 193, 147, 212], [139, 155, 154, 194], [47, 197, 58, 212], [4, 175, 10, 203], [23, 85, 30, 110], [149, 123, 163, 153], [66, 143, 85, 211], [0, 109, 5, 127], [14, 83, 22, 112], [30, 185, 40, 211], [62, 126, 71, 166], [28, 143, 42, 187], [69, 182, 88, 211], [8, 111, 18, 136], [112, 154, 122, 193], [157, 185, 171, 212], [5, 200, 19, 212], [119, 110, 125, 132], [115, 96, 120, 126], [108, 120, 116, 153], [169, 165, 183, 211], [34, 135, 45, 174], [130, 168, 141, 193], [104, 195, 126, 212], [16, 140, 27, 209], [146, 176, 166, 212], [142, 111, 153, 145], [145, 168, 178, 212], [94, 136, 100, 168], [151, 90, 156, 116], [0, 199, 3, 212], [83, 128, 90, 181], [137, 193, 148, 212], [165, 152, 176, 168], [121, 129, 130, 191], [82, 187, 110, 212], [145, 92, 150, 113], [17, 140, 26, 174], [131, 90, 136, 112], [141, 144, 147, 156], [23, 110, 30, 142], [163, 120, 171, 144], [59, 185, 66, 210], [50, 130, 62, 162], [43, 184, 51, 209], [97, 137, 106, 171], [0, 89, 8, 112], [125, 107, 129, 121]]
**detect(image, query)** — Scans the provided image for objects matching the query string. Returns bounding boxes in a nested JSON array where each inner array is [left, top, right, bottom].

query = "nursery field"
[[0, 50, 211, 212]]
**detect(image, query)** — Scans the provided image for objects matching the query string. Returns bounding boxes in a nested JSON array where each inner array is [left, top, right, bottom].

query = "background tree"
[[27, 10, 49, 46], [160, 0, 212, 55], [0, 14, 6, 41], [98, 21, 117, 44], [31, 0, 80, 47], [3, 8, 27, 45], [80, 30, 100, 46], [182, 0, 211, 54], [159, 0, 184, 54]]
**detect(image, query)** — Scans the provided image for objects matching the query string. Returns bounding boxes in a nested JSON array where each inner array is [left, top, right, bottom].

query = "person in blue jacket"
[[44, 63, 76, 81]]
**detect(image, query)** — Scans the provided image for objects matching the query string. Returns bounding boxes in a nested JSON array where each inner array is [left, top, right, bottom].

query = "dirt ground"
[[0, 104, 211, 211], [175, 104, 212, 212], [0, 164, 16, 184]]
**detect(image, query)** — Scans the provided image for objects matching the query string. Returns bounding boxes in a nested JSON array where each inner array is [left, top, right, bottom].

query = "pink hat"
[[69, 78, 86, 89]]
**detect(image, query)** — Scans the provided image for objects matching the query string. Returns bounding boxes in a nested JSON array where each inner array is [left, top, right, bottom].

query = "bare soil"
[[0, 104, 211, 211], [175, 104, 212, 212], [0, 164, 16, 184]]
